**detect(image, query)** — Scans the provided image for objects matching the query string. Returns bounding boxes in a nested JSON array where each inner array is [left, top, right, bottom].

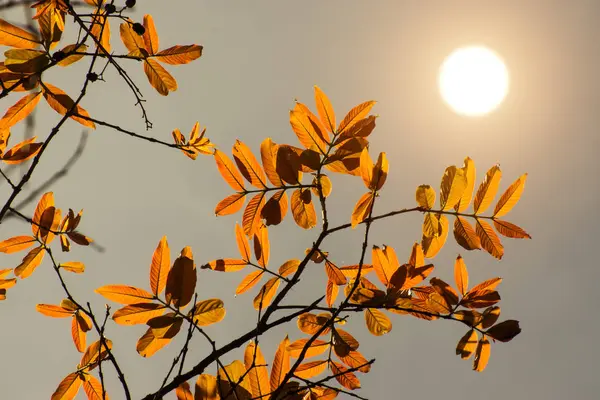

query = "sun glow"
[[439, 46, 509, 117]]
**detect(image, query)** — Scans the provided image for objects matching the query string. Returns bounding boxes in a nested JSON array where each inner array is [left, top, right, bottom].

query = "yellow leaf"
[[350, 192, 373, 228], [455, 157, 475, 212], [244, 342, 270, 400], [296, 360, 328, 379], [359, 148, 372, 189], [287, 339, 330, 358], [371, 152, 388, 191], [149, 236, 170, 296], [142, 15, 159, 54], [312, 174, 332, 198], [415, 184, 435, 209], [364, 308, 392, 336], [56, 43, 88, 67], [144, 58, 177, 95], [476, 219, 504, 259], [215, 193, 246, 216], [314, 85, 336, 133], [297, 312, 331, 336], [456, 329, 477, 359], [90, 10, 111, 53], [337, 100, 376, 136], [236, 270, 264, 295], [473, 336, 491, 372], [422, 212, 441, 237], [453, 216, 481, 250], [270, 336, 290, 392], [0, 235, 36, 253], [493, 173, 527, 218], [14, 245, 44, 278], [421, 214, 449, 258], [0, 18, 40, 49], [218, 360, 252, 400], [493, 219, 531, 239], [137, 314, 183, 357], [51, 372, 82, 400], [454, 255, 468, 296], [112, 303, 166, 325], [474, 165, 501, 214], [440, 165, 467, 211], [253, 277, 280, 310], [42, 83, 95, 128], [95, 285, 155, 304], [195, 375, 218, 400], [60, 261, 85, 273], [155, 44, 203, 65], [191, 298, 225, 326], [0, 91, 42, 130], [326, 279, 338, 307], [291, 188, 317, 229]]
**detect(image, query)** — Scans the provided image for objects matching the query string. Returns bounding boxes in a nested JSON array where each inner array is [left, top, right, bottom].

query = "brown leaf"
[[486, 320, 521, 342], [4, 49, 48, 73], [261, 190, 288, 226], [456, 329, 478, 359], [165, 247, 196, 308], [253, 224, 269, 268]]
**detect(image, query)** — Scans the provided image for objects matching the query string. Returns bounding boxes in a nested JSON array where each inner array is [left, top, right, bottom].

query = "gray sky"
[[1, 1, 599, 399]]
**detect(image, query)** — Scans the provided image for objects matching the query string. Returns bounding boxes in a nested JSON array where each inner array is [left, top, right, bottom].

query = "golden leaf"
[[215, 193, 246, 216], [203, 258, 247, 272], [112, 303, 166, 325], [195, 374, 218, 400], [142, 14, 159, 55], [0, 91, 42, 130], [95, 285, 154, 304], [473, 336, 491, 372], [244, 342, 270, 400], [0, 18, 40, 49], [337, 100, 376, 136], [60, 261, 85, 273], [455, 157, 476, 212], [364, 308, 391, 336], [236, 270, 264, 295], [278, 259, 300, 278], [233, 140, 267, 189], [493, 173, 527, 218], [119, 19, 148, 55], [270, 336, 290, 392], [0, 235, 36, 253], [324, 260, 347, 285], [493, 219, 531, 239], [453, 216, 482, 250], [261, 190, 288, 226], [291, 188, 317, 229], [287, 339, 330, 358], [137, 314, 183, 357], [175, 382, 192, 400], [370, 152, 388, 191], [474, 165, 501, 214], [218, 360, 252, 400], [191, 298, 226, 326], [56, 43, 88, 67], [290, 102, 327, 154], [415, 185, 435, 209], [253, 224, 269, 268], [144, 58, 177, 95], [358, 148, 372, 189], [330, 361, 361, 390], [476, 219, 504, 259], [295, 360, 328, 379], [338, 350, 371, 373], [260, 138, 284, 186], [149, 236, 170, 296], [350, 192, 374, 228], [253, 277, 280, 310], [454, 255, 468, 296], [242, 192, 265, 237], [36, 303, 73, 318], [155, 44, 203, 65], [440, 165, 467, 211], [314, 85, 336, 133], [421, 214, 449, 258], [41, 83, 95, 128], [51, 372, 82, 400], [326, 279, 339, 307], [371, 245, 398, 287], [83, 375, 109, 400], [4, 49, 48, 73], [297, 312, 331, 336], [14, 245, 44, 278], [456, 329, 477, 359]]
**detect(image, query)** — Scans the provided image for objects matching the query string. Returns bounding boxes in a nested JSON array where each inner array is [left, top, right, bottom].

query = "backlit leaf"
[[41, 83, 95, 128], [0, 136, 42, 165], [337, 100, 376, 136], [262, 190, 288, 226], [350, 192, 373, 228], [36, 303, 73, 318], [481, 306, 501, 329], [149, 236, 170, 296], [14, 245, 44, 278], [324, 260, 347, 286], [291, 188, 317, 229], [0, 235, 35, 253], [60, 261, 85, 273], [473, 336, 491, 372], [4, 49, 48, 73], [297, 312, 331, 336], [493, 173, 527, 218], [270, 336, 290, 392], [474, 165, 501, 214], [215, 193, 246, 216], [79, 339, 112, 371], [330, 361, 361, 390], [325, 137, 367, 175], [137, 314, 183, 357], [486, 320, 521, 342], [326, 279, 338, 307], [276, 145, 302, 184], [415, 185, 435, 209], [0, 91, 42, 130], [469, 277, 502, 294], [454, 255, 468, 296], [51, 372, 82, 400], [112, 303, 166, 325], [334, 114, 376, 145], [456, 329, 477, 359], [371, 245, 398, 287], [455, 157, 475, 212], [370, 152, 388, 191], [493, 219, 531, 239], [359, 148, 372, 189], [83, 375, 108, 400], [421, 214, 449, 258], [296, 360, 328, 379], [203, 258, 247, 272], [233, 140, 267, 189], [364, 308, 391, 336], [287, 339, 330, 358], [218, 360, 252, 400], [244, 342, 270, 400], [192, 298, 225, 326], [453, 216, 481, 250], [476, 219, 504, 259], [72, 312, 90, 352], [165, 248, 196, 308], [461, 290, 501, 309], [253, 277, 280, 310], [235, 223, 251, 261], [120, 19, 147, 55], [253, 224, 269, 268], [236, 270, 263, 295], [290, 103, 327, 154], [195, 374, 218, 400], [142, 15, 159, 55], [278, 259, 300, 278], [144, 58, 177, 95], [155, 45, 203, 65], [260, 138, 284, 186], [214, 148, 245, 192], [0, 18, 40, 49], [243, 193, 266, 237], [440, 165, 467, 211], [314, 85, 336, 133], [338, 350, 371, 373], [175, 382, 193, 400], [95, 285, 154, 304], [56, 43, 88, 67]]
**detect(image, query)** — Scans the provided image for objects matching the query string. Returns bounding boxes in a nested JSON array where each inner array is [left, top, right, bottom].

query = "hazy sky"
[[1, 1, 598, 399]]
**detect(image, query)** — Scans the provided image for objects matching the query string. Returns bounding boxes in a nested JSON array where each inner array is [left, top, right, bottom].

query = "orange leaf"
[[415, 184, 436, 209], [350, 192, 373, 228], [275, 145, 302, 184], [337, 101, 376, 136], [175, 382, 193, 400], [370, 152, 388, 191], [421, 214, 449, 258], [278, 259, 300, 278], [334, 115, 376, 145], [191, 298, 225, 326], [453, 216, 481, 250], [142, 15, 159, 55], [51, 372, 82, 400], [0, 18, 40, 49], [261, 190, 288, 226], [493, 219, 531, 239], [408, 242, 425, 267], [71, 312, 90, 352], [144, 58, 177, 95], [291, 188, 317, 229], [203, 258, 247, 272], [232, 140, 267, 189], [330, 361, 361, 390], [326, 279, 338, 307], [290, 102, 327, 154], [493, 173, 527, 218], [481, 306, 501, 329], [474, 165, 501, 214], [235, 223, 251, 261], [371, 245, 398, 287], [218, 360, 253, 399], [79, 339, 113, 371], [155, 44, 203, 65], [338, 350, 371, 373], [325, 137, 367, 175], [461, 290, 501, 309], [36, 303, 73, 318], [195, 374, 218, 400], [455, 157, 475, 212], [260, 138, 284, 186], [295, 360, 328, 379], [473, 336, 491, 372], [270, 336, 290, 392], [364, 308, 391, 336], [83, 375, 108, 400], [440, 165, 467, 211], [165, 248, 196, 308], [253, 277, 280, 310], [253, 224, 269, 269], [1, 136, 42, 164], [476, 219, 504, 259], [314, 85, 336, 134], [236, 270, 264, 295], [60, 261, 85, 273], [242, 192, 265, 237], [359, 148, 373, 189], [41, 83, 95, 128], [215, 193, 246, 216], [0, 91, 42, 130], [456, 329, 478, 359], [119, 19, 148, 55], [56, 43, 88, 67], [325, 260, 347, 285], [297, 313, 331, 336], [0, 235, 35, 253], [287, 339, 330, 358], [14, 245, 44, 278], [112, 303, 166, 325], [469, 277, 502, 294], [95, 285, 154, 304], [244, 341, 270, 400], [137, 314, 183, 357], [149, 236, 170, 296], [89, 10, 111, 53], [454, 255, 469, 296]]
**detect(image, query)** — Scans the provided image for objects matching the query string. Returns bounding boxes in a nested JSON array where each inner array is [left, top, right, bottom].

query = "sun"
[[439, 46, 509, 117]]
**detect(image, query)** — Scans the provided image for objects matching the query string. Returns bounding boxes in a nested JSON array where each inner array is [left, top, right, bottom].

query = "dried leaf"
[[486, 320, 521, 342]]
